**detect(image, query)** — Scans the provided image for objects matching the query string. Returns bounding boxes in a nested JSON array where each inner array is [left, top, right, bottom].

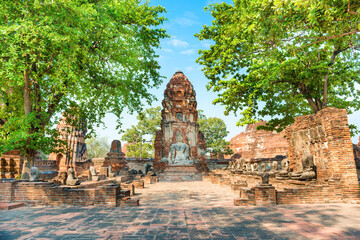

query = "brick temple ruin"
[[228, 121, 288, 159], [0, 139, 143, 208], [1, 70, 360, 208], [48, 115, 87, 172], [154, 71, 207, 181], [205, 108, 360, 205]]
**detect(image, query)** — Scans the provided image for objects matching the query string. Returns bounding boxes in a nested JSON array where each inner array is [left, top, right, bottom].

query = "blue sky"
[[94, 0, 360, 144]]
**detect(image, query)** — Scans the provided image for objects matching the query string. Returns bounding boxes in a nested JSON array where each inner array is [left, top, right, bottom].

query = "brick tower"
[[154, 71, 207, 181]]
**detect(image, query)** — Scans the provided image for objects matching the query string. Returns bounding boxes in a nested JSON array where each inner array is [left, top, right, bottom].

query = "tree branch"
[[348, 0, 359, 15], [298, 30, 360, 49]]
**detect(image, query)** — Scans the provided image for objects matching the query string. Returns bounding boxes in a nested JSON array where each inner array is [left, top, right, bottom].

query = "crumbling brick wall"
[[285, 107, 359, 200], [0, 179, 119, 207], [228, 122, 288, 159]]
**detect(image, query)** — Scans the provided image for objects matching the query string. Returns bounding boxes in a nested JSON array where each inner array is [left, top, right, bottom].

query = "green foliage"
[[125, 142, 154, 158], [196, 0, 360, 133], [121, 106, 161, 158], [85, 137, 110, 159], [198, 113, 233, 158], [0, 0, 168, 163]]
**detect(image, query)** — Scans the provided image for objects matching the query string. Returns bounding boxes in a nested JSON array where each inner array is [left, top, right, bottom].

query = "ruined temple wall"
[[35, 160, 57, 172], [126, 159, 153, 173], [228, 122, 288, 159], [74, 160, 93, 178], [0, 179, 119, 207], [205, 172, 360, 204], [48, 116, 87, 171], [0, 151, 23, 179], [285, 108, 357, 181], [285, 108, 359, 200]]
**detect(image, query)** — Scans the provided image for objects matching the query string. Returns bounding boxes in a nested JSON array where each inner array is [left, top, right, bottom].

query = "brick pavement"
[[0, 181, 360, 239]]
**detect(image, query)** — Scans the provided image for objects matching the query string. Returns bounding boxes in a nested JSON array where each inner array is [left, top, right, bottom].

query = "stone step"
[[158, 172, 203, 182], [120, 189, 131, 197], [158, 165, 204, 182], [117, 197, 140, 207], [132, 180, 144, 189], [234, 198, 249, 206], [0, 202, 25, 210]]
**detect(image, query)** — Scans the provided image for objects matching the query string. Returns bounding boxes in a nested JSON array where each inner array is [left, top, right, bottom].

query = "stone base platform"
[[158, 165, 203, 182], [0, 201, 25, 210]]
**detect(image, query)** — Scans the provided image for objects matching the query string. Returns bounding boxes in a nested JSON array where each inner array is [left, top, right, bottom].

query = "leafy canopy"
[[86, 137, 110, 159], [121, 106, 162, 158], [196, 0, 360, 132], [198, 110, 233, 158], [0, 0, 168, 162]]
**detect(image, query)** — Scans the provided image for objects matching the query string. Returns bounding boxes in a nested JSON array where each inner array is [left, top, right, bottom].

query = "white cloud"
[[175, 18, 199, 27], [174, 11, 200, 27], [180, 49, 196, 55], [185, 66, 195, 72], [168, 37, 189, 48], [163, 48, 173, 53]]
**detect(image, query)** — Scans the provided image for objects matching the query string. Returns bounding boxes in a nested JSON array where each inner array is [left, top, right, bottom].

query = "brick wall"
[[74, 160, 93, 178], [0, 151, 23, 179], [0, 180, 120, 207], [228, 122, 288, 159], [35, 160, 58, 172], [205, 168, 360, 205], [0, 179, 16, 202], [285, 107, 359, 201]]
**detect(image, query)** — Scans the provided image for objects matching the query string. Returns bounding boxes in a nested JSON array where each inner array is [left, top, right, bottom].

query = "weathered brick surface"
[[0, 180, 124, 207], [205, 163, 360, 205], [285, 107, 359, 201], [0, 151, 23, 179], [0, 179, 16, 202], [48, 115, 87, 172], [142, 175, 158, 184], [228, 122, 288, 159], [158, 166, 203, 181]]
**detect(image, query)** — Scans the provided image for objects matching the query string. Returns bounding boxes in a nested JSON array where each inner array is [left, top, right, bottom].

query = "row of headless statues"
[[228, 152, 316, 181]]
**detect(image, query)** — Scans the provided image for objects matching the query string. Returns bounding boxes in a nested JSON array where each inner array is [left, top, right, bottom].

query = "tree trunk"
[[323, 48, 341, 108], [21, 68, 34, 180], [21, 149, 35, 180], [305, 97, 320, 113], [323, 74, 328, 108], [23, 68, 32, 116]]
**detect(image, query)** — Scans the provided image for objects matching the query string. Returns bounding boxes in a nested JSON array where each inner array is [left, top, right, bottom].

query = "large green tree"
[[86, 137, 110, 159], [121, 106, 161, 158], [0, 0, 168, 179], [198, 111, 233, 159], [196, 0, 360, 132]]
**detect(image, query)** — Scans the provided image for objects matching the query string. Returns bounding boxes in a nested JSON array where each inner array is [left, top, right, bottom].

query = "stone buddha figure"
[[288, 152, 316, 180], [235, 159, 245, 174], [227, 160, 234, 171], [66, 168, 80, 185], [252, 163, 259, 175], [298, 152, 316, 181], [168, 131, 190, 165], [276, 159, 290, 180], [269, 161, 279, 177]]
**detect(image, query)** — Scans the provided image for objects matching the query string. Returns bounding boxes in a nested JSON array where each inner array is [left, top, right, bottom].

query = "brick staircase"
[[158, 165, 203, 182]]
